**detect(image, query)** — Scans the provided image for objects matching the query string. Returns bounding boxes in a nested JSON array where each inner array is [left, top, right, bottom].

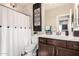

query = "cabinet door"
[[47, 39, 66, 48], [38, 43, 55, 56], [56, 47, 79, 56]]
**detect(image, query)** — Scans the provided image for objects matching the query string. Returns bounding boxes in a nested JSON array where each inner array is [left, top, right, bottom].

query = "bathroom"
[[0, 2, 79, 56]]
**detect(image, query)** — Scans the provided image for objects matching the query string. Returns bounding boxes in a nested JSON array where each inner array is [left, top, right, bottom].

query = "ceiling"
[[1, 3, 69, 11], [16, 3, 33, 7], [16, 3, 70, 11], [17, 3, 67, 10], [44, 3, 70, 11]]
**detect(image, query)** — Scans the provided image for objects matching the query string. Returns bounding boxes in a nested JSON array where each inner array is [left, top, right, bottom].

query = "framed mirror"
[[33, 3, 42, 31]]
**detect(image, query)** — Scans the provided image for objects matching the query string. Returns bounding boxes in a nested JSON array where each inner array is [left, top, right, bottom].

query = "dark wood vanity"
[[37, 37, 79, 56]]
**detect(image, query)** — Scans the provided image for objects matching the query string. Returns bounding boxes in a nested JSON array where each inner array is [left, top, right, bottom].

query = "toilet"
[[24, 44, 37, 56], [23, 35, 38, 56]]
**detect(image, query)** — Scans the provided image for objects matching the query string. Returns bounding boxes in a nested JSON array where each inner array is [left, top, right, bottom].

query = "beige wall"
[[45, 4, 74, 31]]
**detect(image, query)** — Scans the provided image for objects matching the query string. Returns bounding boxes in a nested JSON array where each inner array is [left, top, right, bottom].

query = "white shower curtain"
[[0, 5, 31, 56], [0, 26, 8, 56], [7, 27, 14, 56]]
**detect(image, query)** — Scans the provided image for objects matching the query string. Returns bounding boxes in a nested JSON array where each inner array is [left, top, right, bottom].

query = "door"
[[38, 43, 55, 56], [56, 47, 79, 56]]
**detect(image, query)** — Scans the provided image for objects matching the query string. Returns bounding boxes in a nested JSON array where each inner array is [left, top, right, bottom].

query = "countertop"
[[37, 34, 79, 42]]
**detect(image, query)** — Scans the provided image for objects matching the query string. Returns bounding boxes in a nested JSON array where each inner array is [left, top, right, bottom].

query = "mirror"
[[43, 3, 74, 35]]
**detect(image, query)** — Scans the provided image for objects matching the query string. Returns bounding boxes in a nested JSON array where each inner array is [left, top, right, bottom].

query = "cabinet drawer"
[[67, 41, 79, 50], [56, 47, 79, 56], [47, 39, 66, 48], [47, 39, 55, 45], [39, 37, 47, 44]]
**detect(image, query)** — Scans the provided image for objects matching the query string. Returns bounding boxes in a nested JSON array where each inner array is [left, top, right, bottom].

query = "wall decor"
[[33, 3, 42, 31]]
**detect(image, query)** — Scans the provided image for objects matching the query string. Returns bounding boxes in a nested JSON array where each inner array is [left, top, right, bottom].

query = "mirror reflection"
[[44, 3, 74, 36]]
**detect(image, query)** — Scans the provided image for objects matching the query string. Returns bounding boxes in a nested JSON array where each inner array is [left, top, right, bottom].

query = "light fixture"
[[10, 3, 17, 8]]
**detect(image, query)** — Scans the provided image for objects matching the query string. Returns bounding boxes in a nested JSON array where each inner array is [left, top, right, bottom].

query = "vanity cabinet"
[[37, 37, 79, 56], [47, 39, 66, 48]]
